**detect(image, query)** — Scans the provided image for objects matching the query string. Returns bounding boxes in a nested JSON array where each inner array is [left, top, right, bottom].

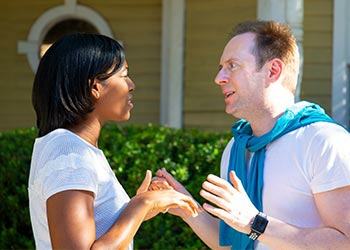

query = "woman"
[[28, 33, 199, 250]]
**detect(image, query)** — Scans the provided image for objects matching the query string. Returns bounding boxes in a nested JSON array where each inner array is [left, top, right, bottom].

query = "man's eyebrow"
[[218, 58, 238, 67], [224, 57, 240, 63]]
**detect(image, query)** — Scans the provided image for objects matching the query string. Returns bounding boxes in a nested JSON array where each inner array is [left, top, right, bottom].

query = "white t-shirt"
[[28, 129, 132, 250], [220, 122, 350, 250]]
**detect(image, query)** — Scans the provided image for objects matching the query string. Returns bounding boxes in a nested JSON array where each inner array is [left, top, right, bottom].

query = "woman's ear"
[[91, 79, 101, 100], [268, 58, 283, 83]]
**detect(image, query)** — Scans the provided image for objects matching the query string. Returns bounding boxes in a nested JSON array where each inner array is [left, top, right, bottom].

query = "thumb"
[[229, 171, 244, 193], [156, 168, 192, 197], [136, 170, 152, 195], [157, 168, 180, 188]]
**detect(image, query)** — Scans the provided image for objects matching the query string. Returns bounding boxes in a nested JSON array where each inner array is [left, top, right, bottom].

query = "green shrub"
[[0, 124, 231, 249], [0, 127, 37, 250]]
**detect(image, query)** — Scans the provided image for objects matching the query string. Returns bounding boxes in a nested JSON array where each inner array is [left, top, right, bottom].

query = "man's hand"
[[200, 171, 258, 234]]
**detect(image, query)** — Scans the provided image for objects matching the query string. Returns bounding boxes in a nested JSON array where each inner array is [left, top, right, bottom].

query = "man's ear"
[[268, 58, 283, 83]]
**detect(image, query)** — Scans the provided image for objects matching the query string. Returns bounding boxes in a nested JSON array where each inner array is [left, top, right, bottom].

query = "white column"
[[160, 0, 185, 128], [257, 0, 304, 101], [332, 0, 350, 127]]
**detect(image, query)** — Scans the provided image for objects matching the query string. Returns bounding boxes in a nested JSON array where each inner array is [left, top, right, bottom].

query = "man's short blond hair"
[[232, 20, 300, 93]]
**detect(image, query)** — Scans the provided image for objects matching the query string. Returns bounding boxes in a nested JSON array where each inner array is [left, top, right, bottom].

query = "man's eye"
[[229, 63, 238, 69]]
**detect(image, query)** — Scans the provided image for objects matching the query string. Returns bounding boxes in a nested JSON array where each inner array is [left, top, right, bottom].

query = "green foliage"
[[0, 124, 231, 249], [0, 128, 37, 250]]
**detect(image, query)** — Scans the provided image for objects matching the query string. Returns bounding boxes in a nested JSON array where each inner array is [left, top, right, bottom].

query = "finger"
[[152, 189, 201, 216], [156, 168, 182, 189], [155, 168, 167, 177], [172, 191, 202, 214], [149, 181, 173, 191], [199, 189, 231, 212], [148, 183, 161, 191], [151, 177, 168, 185], [202, 180, 231, 201], [202, 202, 230, 221], [137, 170, 152, 195], [161, 208, 169, 214], [151, 176, 164, 182], [156, 169, 193, 197], [229, 171, 244, 193], [151, 179, 173, 190], [206, 174, 237, 197], [176, 200, 199, 217], [206, 174, 236, 193]]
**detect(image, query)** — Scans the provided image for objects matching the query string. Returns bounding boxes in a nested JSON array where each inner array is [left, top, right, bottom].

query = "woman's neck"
[[68, 118, 102, 147]]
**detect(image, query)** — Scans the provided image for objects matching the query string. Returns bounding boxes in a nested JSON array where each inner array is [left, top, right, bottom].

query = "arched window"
[[18, 0, 113, 73], [40, 19, 99, 57]]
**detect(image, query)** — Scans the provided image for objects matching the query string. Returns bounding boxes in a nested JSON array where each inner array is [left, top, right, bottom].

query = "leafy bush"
[[0, 127, 37, 250], [0, 124, 231, 249]]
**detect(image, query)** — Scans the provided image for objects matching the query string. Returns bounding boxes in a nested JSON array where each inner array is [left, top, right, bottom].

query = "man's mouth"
[[224, 91, 235, 99]]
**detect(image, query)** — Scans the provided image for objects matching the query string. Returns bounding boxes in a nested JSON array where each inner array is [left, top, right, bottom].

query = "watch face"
[[251, 213, 268, 233]]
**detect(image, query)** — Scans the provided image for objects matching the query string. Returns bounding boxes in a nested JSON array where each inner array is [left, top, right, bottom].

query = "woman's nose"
[[128, 78, 135, 92]]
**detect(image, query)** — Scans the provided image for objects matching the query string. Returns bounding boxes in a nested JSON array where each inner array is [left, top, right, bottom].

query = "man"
[[153, 20, 350, 249]]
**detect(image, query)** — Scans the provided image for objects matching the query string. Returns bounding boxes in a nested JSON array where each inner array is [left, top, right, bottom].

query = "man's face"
[[214, 33, 268, 119]]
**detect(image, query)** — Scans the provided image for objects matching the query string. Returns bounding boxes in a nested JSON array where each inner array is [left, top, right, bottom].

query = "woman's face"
[[94, 60, 135, 123]]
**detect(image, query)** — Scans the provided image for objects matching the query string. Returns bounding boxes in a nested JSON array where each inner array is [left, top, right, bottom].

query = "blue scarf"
[[220, 101, 337, 250]]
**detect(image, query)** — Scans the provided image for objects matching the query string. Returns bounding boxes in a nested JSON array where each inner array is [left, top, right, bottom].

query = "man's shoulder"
[[295, 121, 349, 139]]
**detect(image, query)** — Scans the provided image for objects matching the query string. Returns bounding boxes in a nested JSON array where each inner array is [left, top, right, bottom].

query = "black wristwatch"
[[247, 212, 269, 240]]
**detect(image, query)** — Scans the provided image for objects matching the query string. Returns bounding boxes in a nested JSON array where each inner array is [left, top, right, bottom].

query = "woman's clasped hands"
[[135, 170, 201, 220]]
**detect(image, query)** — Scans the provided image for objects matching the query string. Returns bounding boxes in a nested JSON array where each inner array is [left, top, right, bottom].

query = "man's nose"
[[214, 68, 228, 86]]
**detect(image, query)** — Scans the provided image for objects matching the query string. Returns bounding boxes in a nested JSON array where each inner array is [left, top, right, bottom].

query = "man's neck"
[[249, 101, 295, 137]]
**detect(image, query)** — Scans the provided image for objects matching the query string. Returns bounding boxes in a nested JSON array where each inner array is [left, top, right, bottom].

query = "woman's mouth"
[[128, 96, 133, 108]]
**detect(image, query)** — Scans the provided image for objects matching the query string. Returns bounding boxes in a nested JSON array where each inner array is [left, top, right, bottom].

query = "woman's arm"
[[47, 171, 200, 250]]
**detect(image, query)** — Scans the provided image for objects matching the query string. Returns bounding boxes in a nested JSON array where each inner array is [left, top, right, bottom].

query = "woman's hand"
[[135, 170, 159, 220], [152, 168, 192, 196], [139, 188, 200, 218], [135, 169, 200, 220], [136, 170, 153, 195], [149, 168, 202, 218]]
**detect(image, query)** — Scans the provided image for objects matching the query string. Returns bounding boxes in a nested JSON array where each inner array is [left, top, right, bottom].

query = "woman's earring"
[[96, 92, 100, 98]]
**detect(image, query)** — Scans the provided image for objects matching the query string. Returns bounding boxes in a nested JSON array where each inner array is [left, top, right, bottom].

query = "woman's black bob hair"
[[32, 33, 125, 137]]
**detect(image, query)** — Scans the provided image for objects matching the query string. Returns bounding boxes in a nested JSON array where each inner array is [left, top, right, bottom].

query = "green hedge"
[[0, 124, 231, 249]]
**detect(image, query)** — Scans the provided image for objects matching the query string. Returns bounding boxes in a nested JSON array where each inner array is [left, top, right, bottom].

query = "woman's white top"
[[28, 129, 132, 250]]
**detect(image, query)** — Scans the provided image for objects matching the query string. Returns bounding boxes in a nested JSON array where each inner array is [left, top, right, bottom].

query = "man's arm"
[[201, 171, 350, 250], [154, 168, 230, 249], [258, 186, 350, 249]]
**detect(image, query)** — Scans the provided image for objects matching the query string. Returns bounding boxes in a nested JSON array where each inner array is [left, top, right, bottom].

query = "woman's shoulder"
[[33, 128, 102, 164]]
